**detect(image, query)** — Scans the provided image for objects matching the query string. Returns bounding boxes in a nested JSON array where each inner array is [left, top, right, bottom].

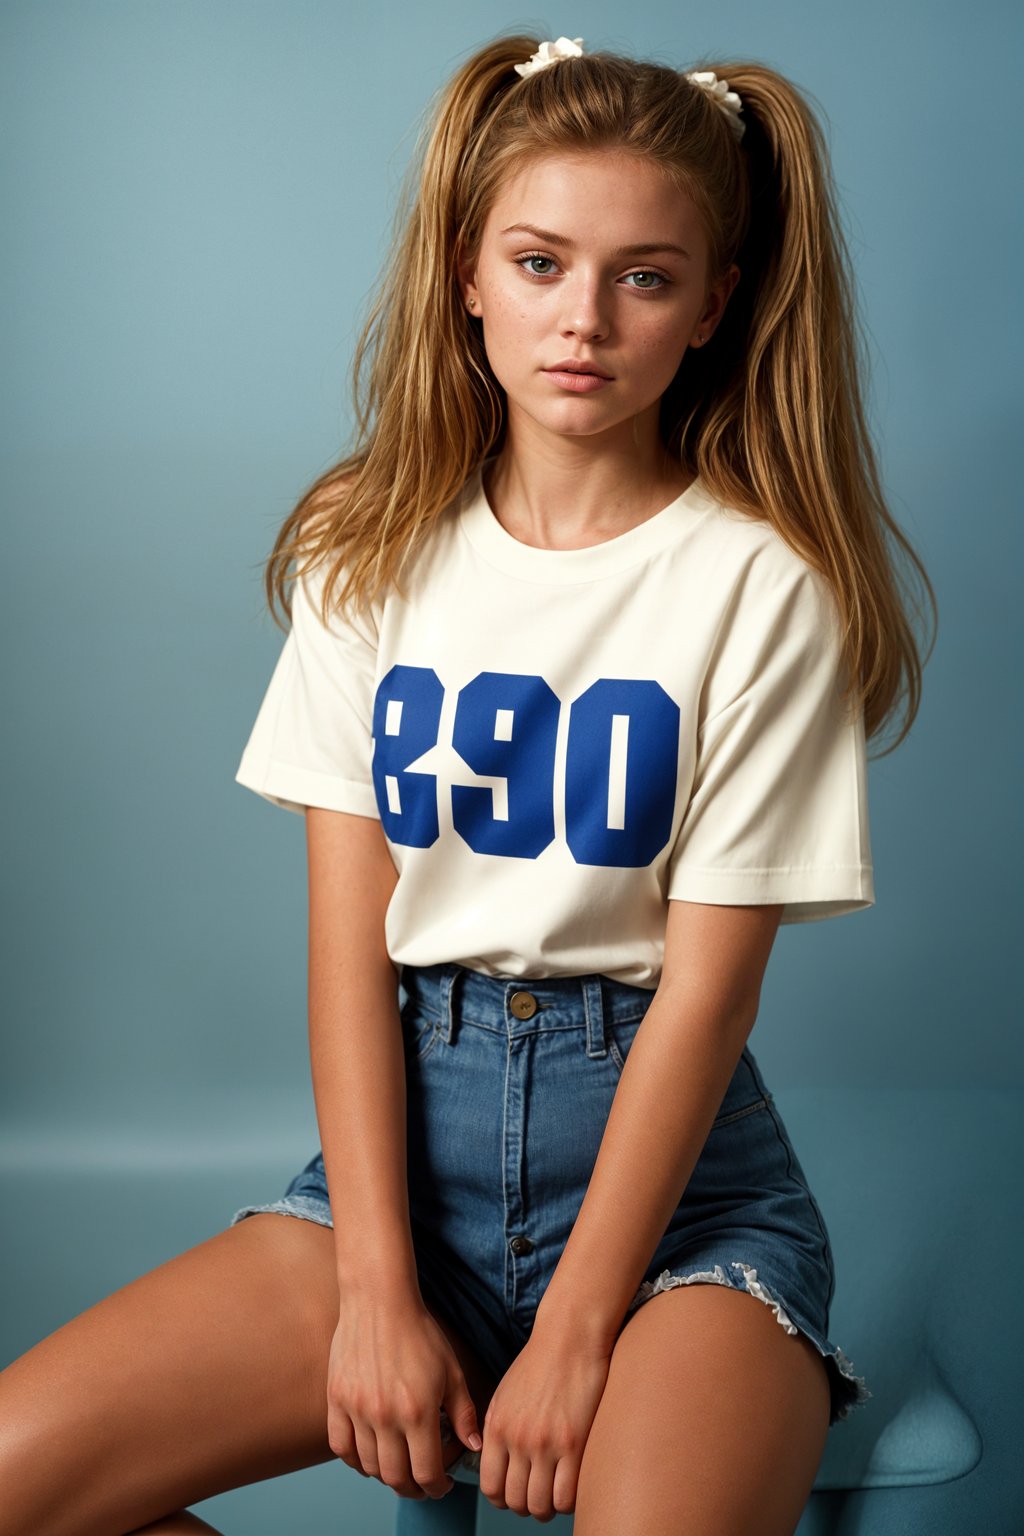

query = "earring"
[[467, 298, 477, 311], [696, 332, 705, 344]]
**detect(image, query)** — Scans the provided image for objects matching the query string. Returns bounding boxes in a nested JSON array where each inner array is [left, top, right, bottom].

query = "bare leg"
[[0, 1213, 496, 1536], [573, 1282, 830, 1535]]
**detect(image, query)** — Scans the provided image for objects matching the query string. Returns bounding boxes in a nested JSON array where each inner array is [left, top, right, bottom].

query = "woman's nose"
[[560, 279, 609, 341]]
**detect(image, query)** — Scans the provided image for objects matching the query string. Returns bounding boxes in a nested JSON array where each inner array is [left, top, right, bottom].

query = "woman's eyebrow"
[[500, 222, 692, 261]]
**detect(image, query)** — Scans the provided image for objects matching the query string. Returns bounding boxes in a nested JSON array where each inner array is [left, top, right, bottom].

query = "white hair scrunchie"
[[684, 70, 746, 141], [514, 37, 584, 79]]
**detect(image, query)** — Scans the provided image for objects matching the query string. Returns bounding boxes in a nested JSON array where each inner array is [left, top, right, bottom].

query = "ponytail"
[[668, 62, 935, 753]]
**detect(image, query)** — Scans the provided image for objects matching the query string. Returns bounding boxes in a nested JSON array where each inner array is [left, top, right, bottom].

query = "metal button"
[[509, 990, 538, 1020], [510, 1235, 534, 1256]]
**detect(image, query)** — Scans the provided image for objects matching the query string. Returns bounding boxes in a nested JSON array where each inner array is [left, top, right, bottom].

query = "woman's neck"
[[481, 448, 694, 553]]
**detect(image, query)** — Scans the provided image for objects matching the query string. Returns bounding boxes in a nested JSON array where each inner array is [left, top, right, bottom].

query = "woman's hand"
[[478, 1327, 613, 1519], [326, 1285, 483, 1501]]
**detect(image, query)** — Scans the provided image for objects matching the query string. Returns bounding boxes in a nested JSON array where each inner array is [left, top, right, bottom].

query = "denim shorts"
[[231, 960, 870, 1463]]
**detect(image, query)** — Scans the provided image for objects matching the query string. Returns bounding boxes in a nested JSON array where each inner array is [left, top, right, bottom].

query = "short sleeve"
[[666, 554, 874, 923], [234, 558, 381, 818]]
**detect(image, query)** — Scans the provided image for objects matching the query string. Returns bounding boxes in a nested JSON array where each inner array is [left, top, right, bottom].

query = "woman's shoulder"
[[689, 479, 830, 602], [382, 477, 473, 595]]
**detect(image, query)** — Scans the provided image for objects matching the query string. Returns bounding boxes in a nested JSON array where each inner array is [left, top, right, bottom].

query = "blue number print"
[[451, 672, 559, 858], [564, 679, 679, 867], [371, 664, 443, 847]]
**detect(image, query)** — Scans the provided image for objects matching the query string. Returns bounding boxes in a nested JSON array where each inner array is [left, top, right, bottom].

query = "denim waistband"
[[399, 961, 656, 1052]]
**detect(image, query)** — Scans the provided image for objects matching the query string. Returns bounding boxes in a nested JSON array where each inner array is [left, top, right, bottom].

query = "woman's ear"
[[456, 251, 479, 313], [692, 262, 741, 346]]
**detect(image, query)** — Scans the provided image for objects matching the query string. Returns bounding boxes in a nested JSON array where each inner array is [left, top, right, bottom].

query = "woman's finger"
[[326, 1408, 363, 1474], [442, 1375, 483, 1454], [552, 1451, 581, 1516], [377, 1422, 431, 1499], [528, 1451, 564, 1521], [480, 1432, 512, 1510], [407, 1416, 456, 1499], [503, 1447, 534, 1516], [351, 1418, 382, 1482]]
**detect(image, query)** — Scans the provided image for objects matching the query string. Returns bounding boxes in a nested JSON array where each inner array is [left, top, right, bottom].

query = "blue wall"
[[3, 0, 1020, 1174]]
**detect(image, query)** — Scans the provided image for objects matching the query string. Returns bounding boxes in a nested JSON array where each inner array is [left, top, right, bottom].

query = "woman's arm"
[[305, 805, 417, 1300], [306, 806, 487, 1492], [532, 898, 785, 1349]]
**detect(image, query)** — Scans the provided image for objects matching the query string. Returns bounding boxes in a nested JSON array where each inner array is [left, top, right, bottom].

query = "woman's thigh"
[[0, 1211, 492, 1536], [574, 1280, 831, 1535]]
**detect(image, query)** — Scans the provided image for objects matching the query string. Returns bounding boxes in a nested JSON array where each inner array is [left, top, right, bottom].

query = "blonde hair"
[[260, 33, 935, 756]]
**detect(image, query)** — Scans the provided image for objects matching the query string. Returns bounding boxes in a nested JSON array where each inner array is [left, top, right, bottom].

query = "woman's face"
[[458, 148, 738, 451]]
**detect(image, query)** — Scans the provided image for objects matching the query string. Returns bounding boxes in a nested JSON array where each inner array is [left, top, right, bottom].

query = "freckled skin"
[[458, 148, 739, 459]]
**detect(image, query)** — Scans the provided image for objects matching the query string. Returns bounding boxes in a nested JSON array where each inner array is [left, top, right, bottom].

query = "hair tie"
[[684, 70, 746, 141], [514, 37, 584, 78]]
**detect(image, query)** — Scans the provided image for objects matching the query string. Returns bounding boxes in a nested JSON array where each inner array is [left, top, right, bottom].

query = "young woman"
[[0, 33, 934, 1536]]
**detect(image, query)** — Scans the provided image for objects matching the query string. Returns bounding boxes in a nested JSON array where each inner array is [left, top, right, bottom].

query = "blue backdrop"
[[4, 3, 1019, 1536], [1, 6, 1020, 1526]]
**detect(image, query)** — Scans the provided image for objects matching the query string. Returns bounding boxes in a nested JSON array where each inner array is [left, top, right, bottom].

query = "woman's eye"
[[623, 271, 666, 290], [519, 254, 557, 275]]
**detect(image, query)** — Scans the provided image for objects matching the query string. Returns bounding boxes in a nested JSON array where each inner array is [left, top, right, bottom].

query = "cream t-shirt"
[[236, 462, 874, 988]]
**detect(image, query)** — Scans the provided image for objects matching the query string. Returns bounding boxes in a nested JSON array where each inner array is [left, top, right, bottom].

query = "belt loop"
[[581, 976, 608, 1059], [437, 964, 458, 1044]]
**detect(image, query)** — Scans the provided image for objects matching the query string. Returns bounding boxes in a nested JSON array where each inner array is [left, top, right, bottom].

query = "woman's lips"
[[543, 369, 612, 393]]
